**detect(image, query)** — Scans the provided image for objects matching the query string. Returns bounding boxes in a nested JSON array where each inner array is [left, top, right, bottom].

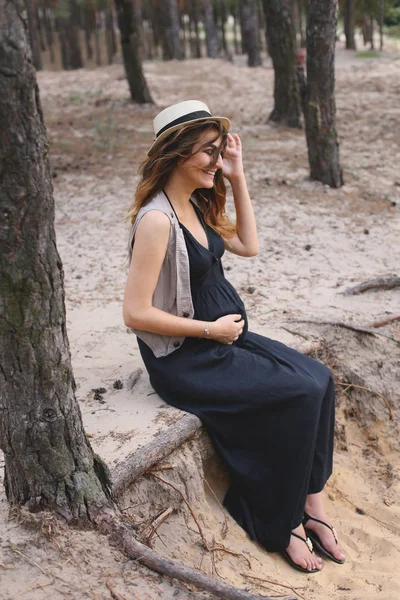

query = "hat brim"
[[147, 116, 231, 156]]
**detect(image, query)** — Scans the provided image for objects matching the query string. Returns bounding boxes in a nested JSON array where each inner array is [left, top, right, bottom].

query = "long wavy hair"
[[125, 120, 236, 252]]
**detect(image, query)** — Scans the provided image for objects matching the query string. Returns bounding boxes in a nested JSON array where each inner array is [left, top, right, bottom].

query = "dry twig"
[[149, 472, 252, 570], [140, 507, 174, 542], [105, 580, 128, 600], [241, 573, 306, 600], [204, 478, 229, 538]]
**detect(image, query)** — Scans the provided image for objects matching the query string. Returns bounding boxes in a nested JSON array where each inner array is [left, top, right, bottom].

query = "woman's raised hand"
[[208, 314, 244, 344], [221, 133, 244, 182]]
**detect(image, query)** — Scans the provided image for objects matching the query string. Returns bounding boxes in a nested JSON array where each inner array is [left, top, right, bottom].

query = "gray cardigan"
[[128, 190, 195, 357]]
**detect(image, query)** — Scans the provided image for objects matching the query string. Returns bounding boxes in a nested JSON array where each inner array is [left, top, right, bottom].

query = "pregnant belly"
[[193, 281, 248, 336]]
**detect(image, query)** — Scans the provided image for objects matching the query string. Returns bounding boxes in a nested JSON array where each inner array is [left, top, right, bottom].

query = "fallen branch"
[[96, 513, 297, 600], [367, 314, 400, 328], [342, 276, 400, 295], [112, 413, 202, 497], [337, 382, 393, 420], [293, 319, 400, 343]]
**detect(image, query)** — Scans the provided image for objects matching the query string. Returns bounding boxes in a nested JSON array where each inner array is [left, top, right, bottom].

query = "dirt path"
[[1, 43, 399, 599]]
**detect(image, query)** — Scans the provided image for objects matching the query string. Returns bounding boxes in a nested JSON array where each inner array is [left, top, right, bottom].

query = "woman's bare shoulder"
[[136, 209, 171, 237]]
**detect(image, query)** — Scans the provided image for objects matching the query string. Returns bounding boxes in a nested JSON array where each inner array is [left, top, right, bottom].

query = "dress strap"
[[162, 189, 180, 223]]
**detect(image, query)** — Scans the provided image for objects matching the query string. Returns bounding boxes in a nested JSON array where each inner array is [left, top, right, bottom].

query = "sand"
[[1, 41, 400, 600]]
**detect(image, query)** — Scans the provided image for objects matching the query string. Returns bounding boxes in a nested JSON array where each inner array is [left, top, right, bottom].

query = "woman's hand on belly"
[[208, 314, 245, 345]]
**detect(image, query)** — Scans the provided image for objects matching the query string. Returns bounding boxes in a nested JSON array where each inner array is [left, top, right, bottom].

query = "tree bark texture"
[[240, 0, 262, 66], [343, 0, 356, 50], [114, 0, 154, 103], [202, 0, 219, 58], [304, 0, 343, 187], [262, 0, 301, 128], [0, 0, 111, 518]]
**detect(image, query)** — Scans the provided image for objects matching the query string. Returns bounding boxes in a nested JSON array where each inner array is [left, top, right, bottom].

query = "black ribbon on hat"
[[156, 110, 212, 138]]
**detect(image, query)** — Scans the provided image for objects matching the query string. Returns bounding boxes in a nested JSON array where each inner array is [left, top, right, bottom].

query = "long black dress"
[[138, 200, 335, 553]]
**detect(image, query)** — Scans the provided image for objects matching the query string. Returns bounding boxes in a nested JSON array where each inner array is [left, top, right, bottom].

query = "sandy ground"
[[1, 42, 400, 599]]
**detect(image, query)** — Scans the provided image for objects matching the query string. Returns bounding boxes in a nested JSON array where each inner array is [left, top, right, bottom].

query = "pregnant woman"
[[123, 100, 345, 573]]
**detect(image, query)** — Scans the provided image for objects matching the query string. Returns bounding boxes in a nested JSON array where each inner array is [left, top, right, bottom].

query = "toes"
[[300, 557, 308, 570]]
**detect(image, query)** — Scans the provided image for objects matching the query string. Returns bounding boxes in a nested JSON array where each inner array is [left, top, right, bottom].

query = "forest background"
[[1, 1, 400, 600]]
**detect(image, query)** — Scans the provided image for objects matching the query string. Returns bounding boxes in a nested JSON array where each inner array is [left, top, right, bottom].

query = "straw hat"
[[147, 100, 231, 156]]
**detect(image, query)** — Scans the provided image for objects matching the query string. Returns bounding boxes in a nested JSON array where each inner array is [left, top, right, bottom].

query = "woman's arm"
[[222, 134, 259, 257], [123, 210, 244, 344]]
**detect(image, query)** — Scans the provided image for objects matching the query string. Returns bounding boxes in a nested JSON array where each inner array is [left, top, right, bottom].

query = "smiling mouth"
[[204, 170, 216, 177]]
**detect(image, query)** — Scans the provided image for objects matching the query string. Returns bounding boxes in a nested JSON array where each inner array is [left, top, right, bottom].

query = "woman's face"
[[176, 128, 224, 190]]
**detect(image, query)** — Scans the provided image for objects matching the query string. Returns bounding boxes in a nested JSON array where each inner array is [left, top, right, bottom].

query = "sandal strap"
[[291, 531, 314, 553], [303, 512, 338, 544]]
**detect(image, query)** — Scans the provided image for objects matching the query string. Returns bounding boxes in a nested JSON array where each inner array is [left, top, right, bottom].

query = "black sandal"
[[303, 512, 345, 564], [281, 531, 321, 573]]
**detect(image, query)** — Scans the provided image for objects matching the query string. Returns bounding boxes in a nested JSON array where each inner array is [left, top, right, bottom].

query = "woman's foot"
[[305, 493, 346, 563], [284, 524, 323, 572]]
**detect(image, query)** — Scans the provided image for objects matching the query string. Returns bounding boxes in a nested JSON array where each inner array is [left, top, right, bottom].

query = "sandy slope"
[[1, 43, 400, 599]]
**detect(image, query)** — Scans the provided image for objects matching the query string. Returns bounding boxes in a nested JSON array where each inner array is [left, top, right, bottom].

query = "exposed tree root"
[[367, 314, 400, 328], [242, 573, 307, 600], [149, 472, 252, 569], [342, 276, 400, 295], [95, 512, 297, 600], [337, 381, 393, 420], [293, 319, 400, 343], [112, 413, 201, 497]]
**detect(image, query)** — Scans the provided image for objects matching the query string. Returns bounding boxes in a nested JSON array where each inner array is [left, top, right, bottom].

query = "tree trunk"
[[36, 3, 47, 52], [83, 6, 95, 61], [180, 10, 187, 58], [0, 0, 112, 518], [370, 15, 374, 49], [168, 0, 183, 59], [302, 0, 343, 187], [379, 0, 384, 51], [114, 0, 154, 103], [232, 1, 240, 55], [56, 16, 69, 70], [202, 0, 219, 58], [298, 0, 306, 47], [343, 0, 356, 50], [217, 0, 228, 57], [26, 0, 43, 70], [43, 5, 55, 64], [262, 0, 301, 128], [67, 0, 83, 69], [105, 7, 114, 64], [156, 0, 182, 60], [240, 0, 262, 66], [94, 11, 102, 66], [191, 0, 202, 58]]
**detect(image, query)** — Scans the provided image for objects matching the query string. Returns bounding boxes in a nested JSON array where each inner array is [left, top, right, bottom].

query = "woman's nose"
[[216, 153, 223, 169]]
